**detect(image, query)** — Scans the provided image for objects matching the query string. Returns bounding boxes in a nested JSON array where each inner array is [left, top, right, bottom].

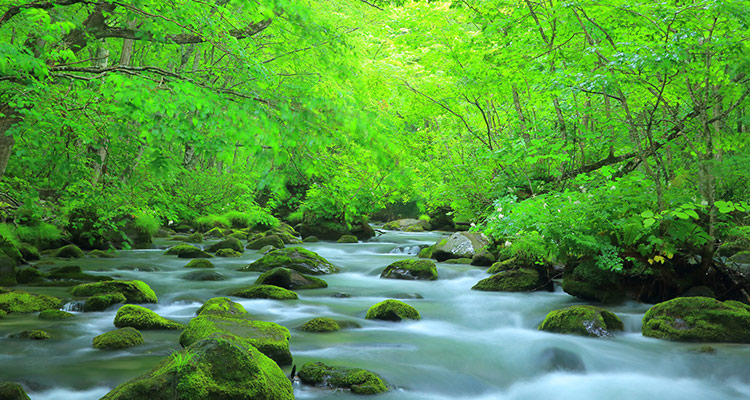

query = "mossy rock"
[[207, 237, 244, 253], [10, 329, 51, 340], [50, 244, 85, 258], [39, 309, 74, 320], [538, 305, 624, 338], [472, 268, 545, 292], [180, 271, 228, 281], [230, 285, 298, 300], [0, 288, 62, 314], [299, 317, 340, 333], [84, 293, 127, 312], [642, 297, 750, 343], [1, 245, 22, 264], [337, 234, 358, 243], [302, 236, 319, 243], [187, 232, 204, 243], [365, 299, 420, 322], [229, 232, 248, 241], [15, 266, 45, 284], [257, 245, 275, 254], [431, 232, 489, 261], [298, 362, 387, 395], [89, 249, 117, 258], [114, 305, 184, 330], [115, 264, 159, 272], [18, 244, 40, 261], [101, 336, 294, 400], [247, 235, 284, 250], [443, 258, 472, 264], [173, 224, 193, 233], [179, 315, 292, 365], [417, 245, 434, 259], [45, 265, 113, 285], [165, 244, 212, 258], [0, 255, 17, 286], [405, 224, 425, 232], [0, 382, 30, 400], [471, 249, 496, 266], [69, 280, 157, 303], [203, 227, 226, 239], [487, 257, 525, 274], [240, 247, 337, 275], [263, 228, 302, 245], [196, 297, 247, 317], [184, 259, 214, 269], [93, 327, 144, 350], [216, 248, 242, 257], [561, 260, 625, 303], [254, 268, 328, 290], [380, 260, 438, 281]]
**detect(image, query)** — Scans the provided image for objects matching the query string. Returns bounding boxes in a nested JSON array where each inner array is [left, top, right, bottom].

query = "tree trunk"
[[0, 109, 20, 181]]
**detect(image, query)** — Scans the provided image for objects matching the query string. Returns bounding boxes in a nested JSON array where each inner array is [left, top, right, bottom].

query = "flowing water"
[[2, 230, 750, 400]]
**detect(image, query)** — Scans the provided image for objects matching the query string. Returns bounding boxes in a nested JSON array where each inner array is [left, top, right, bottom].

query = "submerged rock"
[[231, 285, 298, 300], [38, 309, 74, 320], [472, 268, 545, 292], [93, 327, 144, 350], [253, 268, 328, 290], [84, 293, 127, 312], [537, 347, 586, 373], [88, 249, 117, 258], [164, 244, 212, 259], [184, 259, 214, 269], [180, 270, 227, 281], [69, 280, 157, 303], [216, 248, 242, 257], [538, 305, 624, 338], [431, 232, 489, 262], [337, 234, 358, 243], [642, 297, 750, 343], [299, 317, 340, 333], [0, 382, 31, 400], [298, 362, 387, 395], [247, 235, 284, 251], [114, 305, 184, 330], [380, 260, 438, 281], [365, 299, 420, 322], [240, 247, 337, 275], [0, 288, 62, 314], [10, 329, 50, 340], [101, 336, 293, 400]]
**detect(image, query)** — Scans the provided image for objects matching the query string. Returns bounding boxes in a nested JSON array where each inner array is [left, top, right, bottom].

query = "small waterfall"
[[61, 300, 85, 312], [388, 245, 425, 255]]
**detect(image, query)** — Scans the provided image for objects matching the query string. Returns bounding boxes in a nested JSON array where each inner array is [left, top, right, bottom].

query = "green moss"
[[196, 297, 247, 317], [165, 244, 212, 259], [365, 299, 420, 321], [0, 289, 62, 313], [203, 227, 226, 239], [302, 236, 319, 243], [89, 249, 117, 258], [229, 232, 248, 241], [10, 329, 51, 340], [417, 245, 434, 258], [50, 244, 84, 258], [487, 257, 523, 274], [207, 237, 244, 253], [337, 234, 358, 243], [0, 382, 30, 400], [39, 309, 74, 320], [114, 305, 184, 330], [184, 259, 214, 269], [45, 265, 114, 285], [195, 215, 232, 231], [240, 247, 337, 275], [187, 233, 204, 243], [443, 258, 472, 264], [380, 259, 438, 280], [253, 267, 328, 290], [247, 235, 284, 250], [642, 297, 750, 343], [231, 285, 298, 300], [179, 315, 292, 365], [215, 248, 242, 257], [69, 280, 158, 303], [84, 292, 127, 312], [298, 362, 387, 394], [472, 268, 543, 292], [93, 327, 144, 350], [538, 305, 624, 338], [300, 317, 340, 332], [101, 336, 293, 400], [18, 244, 40, 261], [0, 309, 7, 319], [405, 225, 424, 232]]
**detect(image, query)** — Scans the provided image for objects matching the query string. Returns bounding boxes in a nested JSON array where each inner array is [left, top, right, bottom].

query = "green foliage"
[[15, 223, 62, 246], [0, 223, 19, 247], [194, 215, 231, 231]]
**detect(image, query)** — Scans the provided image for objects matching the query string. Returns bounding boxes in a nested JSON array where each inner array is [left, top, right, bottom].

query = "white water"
[[1, 230, 749, 399]]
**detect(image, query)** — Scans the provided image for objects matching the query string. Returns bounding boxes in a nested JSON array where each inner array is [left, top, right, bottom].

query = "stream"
[[2, 229, 750, 399]]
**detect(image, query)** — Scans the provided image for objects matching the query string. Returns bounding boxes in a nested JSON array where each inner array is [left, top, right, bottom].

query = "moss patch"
[[538, 305, 624, 338], [93, 327, 144, 350], [50, 244, 85, 258], [298, 362, 387, 395], [39, 309, 74, 320], [253, 268, 328, 290], [0, 288, 62, 314], [642, 297, 750, 343], [380, 260, 438, 281], [207, 237, 244, 253], [89, 249, 117, 258], [0, 382, 30, 400], [365, 299, 420, 322], [184, 259, 214, 269], [10, 329, 51, 340], [215, 249, 242, 257], [472, 268, 544, 292], [84, 292, 127, 312], [114, 305, 184, 330], [337, 234, 358, 243], [247, 235, 284, 250], [417, 245, 434, 259], [70, 280, 157, 303], [443, 258, 472, 264], [240, 247, 337, 275], [165, 244, 212, 259], [230, 285, 298, 300], [196, 297, 248, 317], [299, 317, 340, 333]]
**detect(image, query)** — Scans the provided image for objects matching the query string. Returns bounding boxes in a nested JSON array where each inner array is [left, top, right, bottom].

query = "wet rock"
[[45, 265, 113, 285], [196, 297, 247, 317], [69, 280, 158, 303], [93, 327, 144, 350], [184, 259, 214, 269], [302, 236, 319, 243], [203, 227, 226, 239], [0, 288, 62, 314], [187, 232, 204, 243], [388, 293, 424, 300], [253, 268, 328, 290], [50, 244, 85, 259], [538, 305, 624, 338], [0, 382, 31, 400], [247, 235, 284, 250], [471, 249, 496, 266], [417, 245, 434, 259], [472, 268, 546, 292], [38, 310, 74, 320], [443, 258, 472, 264], [298, 362, 387, 395], [115, 264, 159, 272], [299, 317, 340, 333], [231, 285, 298, 300], [207, 237, 244, 253], [15, 266, 44, 284], [83, 293, 127, 312], [561, 259, 626, 303], [537, 347, 586, 373], [18, 244, 40, 261], [216, 248, 242, 257], [642, 297, 750, 343], [365, 299, 420, 322], [114, 305, 184, 330], [88, 249, 117, 258], [0, 255, 17, 286], [337, 234, 358, 243], [10, 330, 50, 340], [240, 247, 338, 275], [431, 232, 489, 262], [164, 244, 212, 259], [383, 218, 430, 232], [180, 270, 228, 281], [380, 260, 437, 281]]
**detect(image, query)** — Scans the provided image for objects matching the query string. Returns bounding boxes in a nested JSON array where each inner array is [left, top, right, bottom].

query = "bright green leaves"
[[716, 201, 749, 214]]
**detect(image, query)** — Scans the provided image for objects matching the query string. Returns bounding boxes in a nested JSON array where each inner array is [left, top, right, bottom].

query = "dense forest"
[[1, 0, 749, 399]]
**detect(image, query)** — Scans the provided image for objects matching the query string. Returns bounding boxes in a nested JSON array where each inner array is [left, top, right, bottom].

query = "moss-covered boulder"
[[472, 268, 546, 292], [247, 235, 284, 251], [39, 309, 74, 320], [0, 255, 17, 286], [254, 268, 328, 290], [216, 248, 242, 257], [302, 236, 319, 243], [431, 232, 489, 262], [380, 260, 438, 281], [10, 329, 51, 340], [45, 265, 114, 285], [642, 297, 750, 343], [180, 271, 228, 281], [18, 244, 40, 261], [89, 249, 117, 258], [471, 249, 496, 266], [50, 244, 85, 258], [101, 336, 294, 400], [0, 382, 30, 400], [230, 285, 298, 300], [562, 260, 625, 303], [114, 305, 184, 330], [0, 288, 62, 314], [203, 227, 226, 239], [240, 247, 337, 275], [538, 305, 624, 338], [84, 292, 127, 312], [337, 234, 358, 243], [417, 245, 434, 259], [298, 362, 387, 395], [93, 327, 144, 350], [300, 317, 340, 333], [186, 232, 204, 243], [196, 297, 247, 317], [383, 218, 430, 232], [487, 257, 525, 274], [443, 258, 472, 264], [207, 237, 244, 254], [70, 280, 157, 303], [365, 299, 420, 322], [184, 259, 214, 269], [165, 244, 212, 259], [179, 315, 292, 365]]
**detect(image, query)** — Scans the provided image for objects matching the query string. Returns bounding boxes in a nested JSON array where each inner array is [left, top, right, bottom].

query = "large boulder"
[[380, 260, 438, 281], [101, 336, 294, 400], [246, 235, 284, 251], [472, 268, 546, 292], [538, 305, 624, 338], [207, 237, 244, 254], [298, 362, 387, 395], [642, 297, 750, 343], [299, 317, 340, 333], [253, 268, 328, 290], [165, 244, 212, 259], [196, 297, 247, 317], [365, 299, 420, 321], [0, 288, 62, 314], [383, 218, 431, 232], [561, 259, 625, 303], [179, 271, 228, 281], [240, 247, 337, 275], [114, 305, 184, 330], [230, 285, 298, 300], [431, 232, 489, 262], [70, 280, 157, 303], [93, 327, 144, 350], [50, 244, 85, 258], [184, 259, 214, 269], [84, 293, 127, 312], [179, 314, 292, 365], [300, 218, 374, 241]]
